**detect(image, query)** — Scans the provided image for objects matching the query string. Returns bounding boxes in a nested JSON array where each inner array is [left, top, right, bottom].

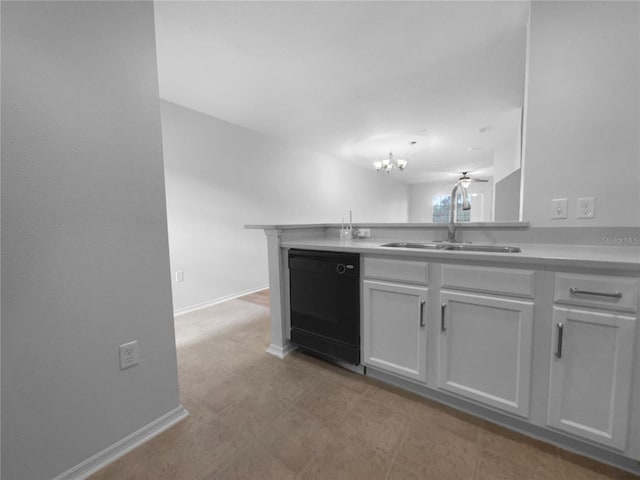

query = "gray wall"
[[160, 101, 410, 312], [495, 169, 521, 222], [522, 1, 640, 227], [1, 2, 181, 479]]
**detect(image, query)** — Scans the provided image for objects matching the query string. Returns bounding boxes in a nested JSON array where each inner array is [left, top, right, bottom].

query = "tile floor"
[[90, 290, 639, 479]]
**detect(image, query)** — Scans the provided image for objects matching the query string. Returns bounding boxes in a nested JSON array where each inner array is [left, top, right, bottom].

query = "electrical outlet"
[[576, 197, 596, 219], [119, 340, 139, 370], [550, 198, 568, 219], [175, 271, 184, 283], [356, 228, 371, 238]]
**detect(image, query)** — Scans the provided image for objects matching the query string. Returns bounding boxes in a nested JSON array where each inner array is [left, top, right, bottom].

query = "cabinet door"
[[438, 291, 534, 417], [547, 307, 636, 450], [363, 280, 428, 383]]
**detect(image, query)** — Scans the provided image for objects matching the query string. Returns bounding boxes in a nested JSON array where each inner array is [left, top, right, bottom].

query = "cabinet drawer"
[[554, 273, 639, 313], [363, 257, 428, 285], [441, 264, 535, 298]]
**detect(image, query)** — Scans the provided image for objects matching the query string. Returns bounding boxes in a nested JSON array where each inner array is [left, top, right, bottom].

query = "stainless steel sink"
[[443, 244, 521, 253], [380, 242, 448, 249], [380, 242, 521, 253]]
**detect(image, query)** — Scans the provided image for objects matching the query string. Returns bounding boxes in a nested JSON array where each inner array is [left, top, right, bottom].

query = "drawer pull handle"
[[555, 323, 564, 358], [569, 287, 622, 299], [441, 303, 447, 332], [419, 300, 426, 327]]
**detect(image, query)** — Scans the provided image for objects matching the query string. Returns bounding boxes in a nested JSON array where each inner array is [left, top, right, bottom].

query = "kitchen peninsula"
[[247, 222, 640, 476]]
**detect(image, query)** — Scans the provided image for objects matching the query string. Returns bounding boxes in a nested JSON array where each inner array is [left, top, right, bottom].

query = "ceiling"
[[154, 1, 529, 184]]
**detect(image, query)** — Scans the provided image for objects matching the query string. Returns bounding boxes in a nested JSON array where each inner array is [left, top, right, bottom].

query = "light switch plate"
[[576, 197, 596, 219], [551, 198, 568, 219]]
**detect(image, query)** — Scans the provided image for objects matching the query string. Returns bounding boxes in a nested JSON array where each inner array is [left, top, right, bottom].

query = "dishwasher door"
[[289, 249, 360, 364]]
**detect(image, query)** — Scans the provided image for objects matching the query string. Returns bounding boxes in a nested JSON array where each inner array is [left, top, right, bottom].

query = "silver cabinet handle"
[[441, 303, 447, 332], [569, 287, 622, 299], [555, 323, 564, 358], [419, 300, 426, 327]]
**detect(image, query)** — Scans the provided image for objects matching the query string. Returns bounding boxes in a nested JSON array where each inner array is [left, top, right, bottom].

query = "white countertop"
[[279, 238, 640, 272]]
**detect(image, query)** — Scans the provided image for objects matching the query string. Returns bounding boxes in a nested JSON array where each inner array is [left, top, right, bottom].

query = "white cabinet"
[[438, 290, 534, 417], [547, 307, 636, 450], [362, 279, 428, 383]]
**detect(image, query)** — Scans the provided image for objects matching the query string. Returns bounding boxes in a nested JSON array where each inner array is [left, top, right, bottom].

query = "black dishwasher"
[[289, 249, 360, 365]]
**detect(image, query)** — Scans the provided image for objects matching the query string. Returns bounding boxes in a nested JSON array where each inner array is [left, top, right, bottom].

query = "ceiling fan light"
[[397, 159, 408, 170], [373, 161, 383, 171]]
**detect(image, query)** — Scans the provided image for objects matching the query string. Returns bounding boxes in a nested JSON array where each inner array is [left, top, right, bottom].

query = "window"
[[432, 194, 471, 223]]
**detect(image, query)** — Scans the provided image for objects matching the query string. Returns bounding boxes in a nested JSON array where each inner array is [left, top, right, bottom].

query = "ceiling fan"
[[452, 171, 489, 212], [458, 171, 489, 187]]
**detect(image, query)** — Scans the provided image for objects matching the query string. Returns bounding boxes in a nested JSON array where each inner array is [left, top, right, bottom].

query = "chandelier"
[[374, 141, 416, 173]]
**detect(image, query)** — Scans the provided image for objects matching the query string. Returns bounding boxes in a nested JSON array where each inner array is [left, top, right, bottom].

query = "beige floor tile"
[[192, 373, 256, 415], [233, 359, 322, 403], [211, 443, 296, 480], [364, 380, 425, 412], [200, 338, 265, 371], [136, 449, 220, 480], [525, 447, 565, 480], [216, 386, 289, 438], [411, 400, 481, 443], [231, 323, 271, 350], [94, 423, 237, 480], [560, 460, 617, 480], [339, 396, 409, 457], [299, 432, 392, 480], [284, 351, 337, 378], [317, 361, 370, 394], [476, 448, 532, 480], [177, 362, 233, 398], [395, 417, 478, 479], [87, 443, 159, 480], [558, 450, 640, 480], [386, 461, 428, 480], [477, 424, 537, 465], [257, 406, 334, 473], [293, 378, 362, 427], [146, 417, 246, 479]]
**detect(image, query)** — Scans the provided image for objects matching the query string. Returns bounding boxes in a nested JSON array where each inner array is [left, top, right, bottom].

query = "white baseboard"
[[174, 285, 269, 317], [266, 342, 296, 359], [52, 405, 189, 480]]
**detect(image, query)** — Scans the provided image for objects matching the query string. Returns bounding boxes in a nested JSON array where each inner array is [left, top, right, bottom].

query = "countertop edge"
[[280, 239, 640, 273], [245, 222, 530, 230]]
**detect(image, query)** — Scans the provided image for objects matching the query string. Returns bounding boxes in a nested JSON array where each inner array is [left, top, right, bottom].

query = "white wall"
[[493, 107, 522, 184], [409, 180, 493, 223], [522, 1, 640, 227], [2, 2, 181, 479], [160, 101, 409, 312]]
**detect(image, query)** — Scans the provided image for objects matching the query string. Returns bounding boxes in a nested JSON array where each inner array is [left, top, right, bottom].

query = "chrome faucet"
[[447, 179, 471, 243]]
